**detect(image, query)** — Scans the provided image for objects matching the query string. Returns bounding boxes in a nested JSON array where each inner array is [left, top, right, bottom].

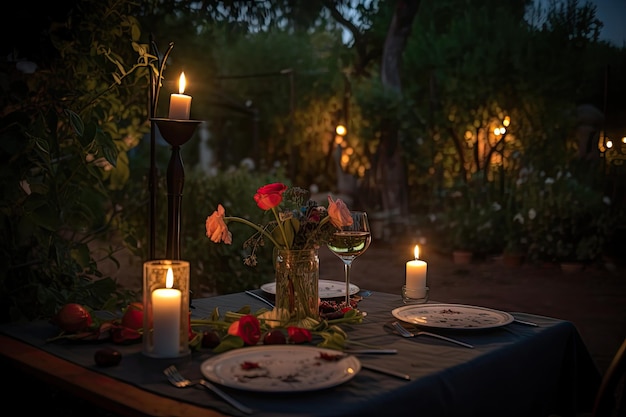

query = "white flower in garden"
[[513, 213, 524, 224], [491, 202, 502, 211], [528, 208, 537, 220], [603, 196, 611, 205], [545, 177, 555, 185]]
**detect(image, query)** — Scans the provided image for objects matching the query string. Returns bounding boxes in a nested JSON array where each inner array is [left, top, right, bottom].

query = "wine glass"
[[326, 211, 372, 306]]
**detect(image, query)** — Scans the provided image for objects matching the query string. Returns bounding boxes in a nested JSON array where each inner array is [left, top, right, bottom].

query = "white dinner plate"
[[260, 279, 360, 299], [200, 345, 361, 392], [392, 303, 514, 330]]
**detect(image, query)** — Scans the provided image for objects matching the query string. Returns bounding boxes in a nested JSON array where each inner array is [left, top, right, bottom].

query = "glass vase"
[[274, 248, 320, 324]]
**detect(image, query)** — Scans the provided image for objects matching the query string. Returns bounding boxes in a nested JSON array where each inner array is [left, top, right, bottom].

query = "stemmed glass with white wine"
[[326, 211, 372, 306]]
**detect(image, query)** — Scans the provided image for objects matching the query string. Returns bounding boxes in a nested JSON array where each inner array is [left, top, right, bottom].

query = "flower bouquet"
[[205, 182, 364, 332]]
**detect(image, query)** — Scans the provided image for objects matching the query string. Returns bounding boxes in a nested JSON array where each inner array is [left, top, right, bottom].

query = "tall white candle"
[[152, 267, 181, 357], [406, 245, 427, 298], [168, 72, 192, 120]]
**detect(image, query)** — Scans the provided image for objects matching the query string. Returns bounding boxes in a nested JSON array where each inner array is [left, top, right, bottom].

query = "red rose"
[[287, 326, 312, 344], [228, 314, 261, 345], [254, 183, 288, 210]]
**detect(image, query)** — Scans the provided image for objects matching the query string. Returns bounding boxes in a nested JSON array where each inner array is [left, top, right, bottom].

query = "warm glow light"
[[622, 136, 626, 144], [607, 140, 613, 149], [503, 116, 510, 127], [178, 73, 187, 94], [166, 267, 174, 288], [494, 127, 501, 135], [336, 124, 347, 136], [414, 245, 420, 260]]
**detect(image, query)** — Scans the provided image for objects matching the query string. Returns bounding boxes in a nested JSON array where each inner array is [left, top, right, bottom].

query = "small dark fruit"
[[94, 348, 122, 367], [202, 330, 221, 348], [262, 329, 286, 345]]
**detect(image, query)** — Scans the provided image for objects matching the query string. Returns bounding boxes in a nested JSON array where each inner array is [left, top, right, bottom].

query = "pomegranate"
[[121, 302, 144, 330], [51, 303, 93, 333]]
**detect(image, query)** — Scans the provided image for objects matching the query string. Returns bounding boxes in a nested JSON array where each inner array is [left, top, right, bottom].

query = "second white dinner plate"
[[200, 345, 361, 392], [261, 279, 360, 299], [392, 303, 514, 330]]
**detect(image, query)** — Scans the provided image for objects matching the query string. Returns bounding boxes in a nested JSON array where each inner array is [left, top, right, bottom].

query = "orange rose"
[[327, 196, 353, 228], [205, 204, 233, 244], [254, 183, 288, 210]]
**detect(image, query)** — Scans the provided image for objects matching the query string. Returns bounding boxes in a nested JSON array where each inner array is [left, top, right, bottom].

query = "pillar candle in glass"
[[142, 260, 190, 358], [405, 245, 427, 298]]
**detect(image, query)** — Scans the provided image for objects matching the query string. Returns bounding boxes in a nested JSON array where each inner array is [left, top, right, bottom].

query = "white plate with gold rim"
[[392, 303, 514, 330], [260, 279, 360, 299], [200, 345, 360, 392]]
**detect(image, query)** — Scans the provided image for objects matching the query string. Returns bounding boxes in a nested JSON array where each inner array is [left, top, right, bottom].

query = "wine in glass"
[[326, 211, 372, 306]]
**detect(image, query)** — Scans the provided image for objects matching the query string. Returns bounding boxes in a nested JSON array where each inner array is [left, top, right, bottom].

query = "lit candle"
[[168, 72, 192, 120], [406, 245, 427, 298], [152, 267, 181, 357]]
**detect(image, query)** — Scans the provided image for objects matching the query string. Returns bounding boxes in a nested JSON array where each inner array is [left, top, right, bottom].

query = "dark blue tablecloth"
[[0, 292, 601, 417]]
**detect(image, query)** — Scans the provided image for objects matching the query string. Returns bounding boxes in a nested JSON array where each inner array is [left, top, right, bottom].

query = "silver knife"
[[345, 349, 398, 354], [244, 290, 275, 308], [360, 364, 411, 381], [513, 318, 539, 327]]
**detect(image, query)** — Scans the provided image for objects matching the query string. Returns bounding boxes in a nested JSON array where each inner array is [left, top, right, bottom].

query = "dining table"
[[0, 289, 601, 417]]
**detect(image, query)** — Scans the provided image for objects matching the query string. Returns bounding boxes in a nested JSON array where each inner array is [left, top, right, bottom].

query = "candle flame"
[[166, 267, 174, 289], [178, 72, 186, 94], [414, 245, 420, 260]]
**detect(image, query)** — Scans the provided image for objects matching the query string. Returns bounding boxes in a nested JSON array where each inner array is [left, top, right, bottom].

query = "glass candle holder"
[[142, 260, 190, 358], [402, 285, 429, 305]]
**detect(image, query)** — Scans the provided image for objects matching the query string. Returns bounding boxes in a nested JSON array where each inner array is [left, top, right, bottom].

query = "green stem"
[[271, 207, 291, 250], [224, 216, 283, 248]]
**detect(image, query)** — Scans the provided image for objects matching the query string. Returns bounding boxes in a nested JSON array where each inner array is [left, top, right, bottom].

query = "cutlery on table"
[[391, 321, 474, 349], [244, 290, 275, 308], [513, 318, 539, 327], [345, 348, 398, 354], [163, 365, 254, 415], [360, 363, 411, 381]]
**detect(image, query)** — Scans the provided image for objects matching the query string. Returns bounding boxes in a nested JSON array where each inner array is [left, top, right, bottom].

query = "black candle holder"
[[153, 118, 201, 260]]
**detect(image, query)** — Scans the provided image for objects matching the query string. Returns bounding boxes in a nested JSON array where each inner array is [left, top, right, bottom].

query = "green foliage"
[[0, 0, 151, 322], [122, 165, 291, 296], [515, 165, 616, 263]]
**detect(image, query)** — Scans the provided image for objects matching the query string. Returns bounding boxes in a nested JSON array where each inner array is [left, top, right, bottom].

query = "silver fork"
[[163, 365, 254, 414], [391, 321, 474, 349]]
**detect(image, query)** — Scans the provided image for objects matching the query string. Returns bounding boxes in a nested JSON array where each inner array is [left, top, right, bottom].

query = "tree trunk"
[[376, 0, 420, 230]]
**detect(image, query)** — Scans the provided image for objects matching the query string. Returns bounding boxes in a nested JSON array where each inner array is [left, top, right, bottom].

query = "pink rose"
[[254, 183, 288, 210], [205, 204, 233, 244], [327, 196, 353, 228]]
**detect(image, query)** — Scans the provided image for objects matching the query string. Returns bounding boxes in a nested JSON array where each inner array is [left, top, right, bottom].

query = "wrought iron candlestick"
[[153, 118, 201, 260]]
